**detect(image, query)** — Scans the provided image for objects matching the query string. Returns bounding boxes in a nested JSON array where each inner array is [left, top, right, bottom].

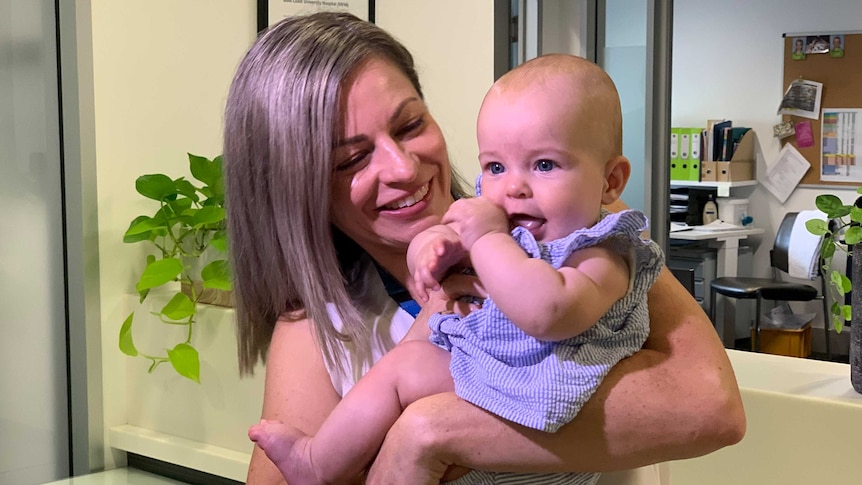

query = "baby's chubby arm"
[[444, 198, 629, 341], [407, 224, 467, 302]]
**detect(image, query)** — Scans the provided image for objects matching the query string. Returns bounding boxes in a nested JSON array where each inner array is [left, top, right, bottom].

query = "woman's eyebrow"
[[336, 134, 367, 147], [335, 97, 421, 148], [389, 97, 419, 125]]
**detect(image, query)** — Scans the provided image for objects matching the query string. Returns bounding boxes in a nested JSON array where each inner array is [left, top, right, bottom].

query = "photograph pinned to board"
[[804, 35, 831, 54], [791, 37, 806, 60], [830, 34, 845, 58], [761, 143, 810, 203], [259, 0, 372, 31], [821, 108, 862, 183], [773, 121, 795, 138], [777, 79, 823, 120]]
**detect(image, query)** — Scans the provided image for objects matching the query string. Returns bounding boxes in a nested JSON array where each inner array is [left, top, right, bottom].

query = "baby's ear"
[[601, 155, 631, 205]]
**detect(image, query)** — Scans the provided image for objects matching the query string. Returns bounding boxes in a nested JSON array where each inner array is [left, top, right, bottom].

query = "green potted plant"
[[118, 153, 232, 382], [805, 189, 862, 393]]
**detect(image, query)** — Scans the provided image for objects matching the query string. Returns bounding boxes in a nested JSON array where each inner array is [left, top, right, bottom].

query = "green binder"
[[670, 127, 685, 181], [685, 127, 702, 181]]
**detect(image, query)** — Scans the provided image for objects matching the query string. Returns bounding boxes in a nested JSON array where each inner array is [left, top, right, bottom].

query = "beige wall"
[[377, 0, 497, 186], [85, 0, 260, 469], [76, 0, 499, 473]]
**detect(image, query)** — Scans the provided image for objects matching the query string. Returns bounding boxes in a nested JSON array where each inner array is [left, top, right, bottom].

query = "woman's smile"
[[382, 183, 430, 211]]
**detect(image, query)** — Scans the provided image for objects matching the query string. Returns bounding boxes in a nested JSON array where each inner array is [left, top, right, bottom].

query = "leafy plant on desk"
[[118, 153, 231, 382], [805, 190, 862, 333]]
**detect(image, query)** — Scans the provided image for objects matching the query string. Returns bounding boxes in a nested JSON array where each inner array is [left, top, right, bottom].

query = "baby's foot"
[[248, 419, 320, 485]]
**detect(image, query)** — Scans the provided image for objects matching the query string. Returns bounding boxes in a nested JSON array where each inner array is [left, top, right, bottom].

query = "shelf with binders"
[[670, 129, 758, 197]]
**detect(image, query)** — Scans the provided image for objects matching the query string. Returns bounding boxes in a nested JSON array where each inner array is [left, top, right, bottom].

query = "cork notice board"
[[782, 33, 862, 186]]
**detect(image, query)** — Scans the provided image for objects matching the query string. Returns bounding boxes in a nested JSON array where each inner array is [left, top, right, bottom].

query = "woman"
[[224, 12, 745, 485]]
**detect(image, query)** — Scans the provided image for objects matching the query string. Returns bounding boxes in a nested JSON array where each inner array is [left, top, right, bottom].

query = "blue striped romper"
[[429, 209, 665, 485]]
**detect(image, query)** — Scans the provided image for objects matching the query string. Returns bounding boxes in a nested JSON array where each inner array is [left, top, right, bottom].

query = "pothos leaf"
[[201, 260, 232, 290], [841, 304, 852, 321], [119, 312, 138, 356], [136, 174, 177, 202], [805, 219, 829, 236], [845, 226, 862, 245], [168, 343, 200, 383], [833, 314, 845, 334], [136, 258, 183, 292], [161, 292, 195, 320], [210, 232, 228, 252]]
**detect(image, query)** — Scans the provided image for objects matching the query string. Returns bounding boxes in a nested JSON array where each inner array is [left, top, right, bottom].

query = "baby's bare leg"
[[248, 421, 318, 484], [250, 340, 454, 484]]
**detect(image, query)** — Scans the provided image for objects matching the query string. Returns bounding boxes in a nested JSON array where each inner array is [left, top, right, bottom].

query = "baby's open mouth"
[[510, 214, 545, 231]]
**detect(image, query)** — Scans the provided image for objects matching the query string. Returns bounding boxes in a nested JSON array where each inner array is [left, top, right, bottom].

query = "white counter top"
[[727, 349, 862, 404], [667, 349, 862, 485]]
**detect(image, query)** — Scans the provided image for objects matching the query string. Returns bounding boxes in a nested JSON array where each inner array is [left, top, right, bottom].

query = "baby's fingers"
[[414, 270, 442, 302]]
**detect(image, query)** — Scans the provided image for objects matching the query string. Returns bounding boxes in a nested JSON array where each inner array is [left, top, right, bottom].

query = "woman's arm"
[[368, 259, 746, 483], [245, 318, 345, 485]]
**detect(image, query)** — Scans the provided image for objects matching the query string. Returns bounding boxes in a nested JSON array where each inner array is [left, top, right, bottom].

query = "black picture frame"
[[257, 0, 375, 34]]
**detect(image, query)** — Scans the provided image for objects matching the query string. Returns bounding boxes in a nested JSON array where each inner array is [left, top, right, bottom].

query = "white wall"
[[673, 0, 862, 277]]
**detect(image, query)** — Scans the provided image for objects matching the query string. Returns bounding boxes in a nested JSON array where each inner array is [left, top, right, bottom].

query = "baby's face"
[[476, 82, 610, 242]]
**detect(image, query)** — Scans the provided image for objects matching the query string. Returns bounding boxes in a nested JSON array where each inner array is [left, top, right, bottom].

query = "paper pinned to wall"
[[820, 108, 862, 182], [777, 79, 823, 120], [761, 143, 810, 203]]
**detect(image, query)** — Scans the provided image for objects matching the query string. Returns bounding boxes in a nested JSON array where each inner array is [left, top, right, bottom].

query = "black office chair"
[[709, 212, 830, 358]]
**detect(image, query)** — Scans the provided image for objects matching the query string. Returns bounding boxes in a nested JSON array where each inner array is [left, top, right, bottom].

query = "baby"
[[249, 53, 664, 485]]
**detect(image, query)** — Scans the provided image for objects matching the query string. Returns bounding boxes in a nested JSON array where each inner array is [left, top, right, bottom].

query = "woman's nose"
[[376, 138, 419, 184]]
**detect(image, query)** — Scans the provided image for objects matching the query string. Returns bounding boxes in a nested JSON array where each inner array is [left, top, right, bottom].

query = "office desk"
[[670, 227, 765, 344], [669, 227, 764, 278]]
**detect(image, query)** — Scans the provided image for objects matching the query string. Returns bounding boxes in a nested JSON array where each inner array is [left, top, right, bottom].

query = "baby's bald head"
[[486, 54, 623, 161]]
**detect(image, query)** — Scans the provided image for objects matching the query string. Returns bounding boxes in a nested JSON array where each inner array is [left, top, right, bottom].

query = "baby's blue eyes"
[[488, 162, 505, 174], [486, 160, 556, 174], [536, 159, 555, 172]]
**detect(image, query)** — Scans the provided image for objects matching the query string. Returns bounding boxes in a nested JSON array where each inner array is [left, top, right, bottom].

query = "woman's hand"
[[437, 268, 486, 317], [402, 269, 486, 342]]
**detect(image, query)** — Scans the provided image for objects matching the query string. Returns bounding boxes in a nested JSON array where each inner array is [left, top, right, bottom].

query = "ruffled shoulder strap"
[[512, 209, 652, 268]]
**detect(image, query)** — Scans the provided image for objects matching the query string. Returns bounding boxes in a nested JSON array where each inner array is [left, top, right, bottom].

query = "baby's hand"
[[442, 198, 509, 249], [409, 230, 464, 302]]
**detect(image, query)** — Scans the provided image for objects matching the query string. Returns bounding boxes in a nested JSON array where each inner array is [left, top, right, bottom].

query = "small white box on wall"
[[719, 198, 750, 226]]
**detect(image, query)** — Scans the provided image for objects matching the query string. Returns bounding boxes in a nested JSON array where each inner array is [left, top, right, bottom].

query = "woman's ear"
[[601, 155, 631, 205]]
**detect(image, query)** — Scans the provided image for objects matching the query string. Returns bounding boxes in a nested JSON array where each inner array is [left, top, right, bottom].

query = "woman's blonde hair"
[[224, 12, 467, 377]]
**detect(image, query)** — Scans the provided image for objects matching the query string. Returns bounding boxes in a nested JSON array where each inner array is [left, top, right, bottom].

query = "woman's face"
[[330, 58, 453, 263]]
